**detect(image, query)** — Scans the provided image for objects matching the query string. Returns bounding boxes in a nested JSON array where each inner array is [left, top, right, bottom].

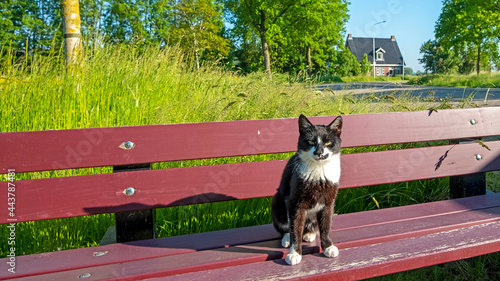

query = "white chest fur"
[[296, 151, 341, 183]]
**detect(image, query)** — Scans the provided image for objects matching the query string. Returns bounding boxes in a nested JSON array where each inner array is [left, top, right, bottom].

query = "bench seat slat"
[[4, 194, 500, 280], [3, 140, 499, 224], [160, 221, 500, 281], [2, 107, 499, 174], [11, 197, 500, 281]]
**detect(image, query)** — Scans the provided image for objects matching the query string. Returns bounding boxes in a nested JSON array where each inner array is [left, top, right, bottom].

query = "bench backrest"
[[2, 107, 500, 225]]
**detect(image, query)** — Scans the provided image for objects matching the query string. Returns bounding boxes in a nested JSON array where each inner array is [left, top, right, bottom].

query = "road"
[[315, 82, 499, 105]]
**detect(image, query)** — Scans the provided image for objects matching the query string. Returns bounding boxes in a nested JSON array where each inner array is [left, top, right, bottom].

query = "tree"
[[98, 0, 172, 46], [225, 0, 349, 77], [283, 0, 349, 76], [232, 30, 262, 72], [79, 0, 106, 44], [335, 47, 360, 77], [0, 0, 62, 51], [0, 0, 25, 49], [104, 0, 147, 42], [61, 0, 81, 63], [435, 0, 500, 74], [169, 0, 230, 69], [224, 0, 312, 75], [360, 53, 371, 75], [418, 39, 460, 74], [224, 0, 297, 76]]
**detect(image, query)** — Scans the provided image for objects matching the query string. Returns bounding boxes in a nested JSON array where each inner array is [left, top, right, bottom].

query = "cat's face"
[[297, 114, 342, 162]]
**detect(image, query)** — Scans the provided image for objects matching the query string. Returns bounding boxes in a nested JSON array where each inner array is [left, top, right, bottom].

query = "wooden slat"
[[7, 195, 500, 281], [1, 107, 499, 173], [3, 140, 499, 224], [160, 221, 500, 281], [3, 194, 500, 280], [341, 139, 500, 188]]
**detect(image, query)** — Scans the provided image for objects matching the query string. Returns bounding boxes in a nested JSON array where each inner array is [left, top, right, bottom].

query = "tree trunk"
[[61, 0, 81, 64], [194, 35, 200, 70], [259, 10, 271, 78], [476, 44, 481, 75], [306, 45, 312, 77], [261, 35, 271, 77], [191, 24, 200, 70]]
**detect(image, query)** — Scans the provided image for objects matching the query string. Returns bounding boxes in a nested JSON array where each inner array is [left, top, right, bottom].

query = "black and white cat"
[[271, 114, 342, 265]]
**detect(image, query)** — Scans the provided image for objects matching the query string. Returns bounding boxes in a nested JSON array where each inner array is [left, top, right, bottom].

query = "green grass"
[[1, 44, 499, 280], [408, 72, 500, 88]]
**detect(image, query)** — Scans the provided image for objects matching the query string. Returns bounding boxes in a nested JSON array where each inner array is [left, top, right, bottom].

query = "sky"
[[345, 0, 444, 72]]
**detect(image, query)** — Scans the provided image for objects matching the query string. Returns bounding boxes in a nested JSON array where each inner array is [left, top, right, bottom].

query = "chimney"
[[348, 34, 353, 40], [391, 35, 395, 41]]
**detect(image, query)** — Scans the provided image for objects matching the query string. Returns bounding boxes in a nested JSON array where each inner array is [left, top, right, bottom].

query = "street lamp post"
[[372, 20, 386, 78], [402, 48, 405, 80]]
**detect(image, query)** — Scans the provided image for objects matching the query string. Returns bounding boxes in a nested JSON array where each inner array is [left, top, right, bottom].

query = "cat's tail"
[[271, 192, 289, 236]]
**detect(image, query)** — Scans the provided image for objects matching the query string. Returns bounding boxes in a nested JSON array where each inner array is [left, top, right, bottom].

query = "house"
[[345, 34, 404, 77]]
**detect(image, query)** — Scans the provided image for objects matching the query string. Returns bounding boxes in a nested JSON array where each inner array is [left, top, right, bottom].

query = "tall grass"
[[2, 44, 396, 132], [1, 44, 498, 279]]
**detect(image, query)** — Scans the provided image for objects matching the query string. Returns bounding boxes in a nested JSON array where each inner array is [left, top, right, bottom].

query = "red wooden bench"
[[1, 107, 500, 280]]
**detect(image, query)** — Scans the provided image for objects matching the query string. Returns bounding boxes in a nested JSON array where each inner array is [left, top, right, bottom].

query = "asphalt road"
[[315, 82, 499, 105]]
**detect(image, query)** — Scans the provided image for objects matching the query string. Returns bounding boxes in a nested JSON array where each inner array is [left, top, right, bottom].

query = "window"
[[377, 67, 384, 76], [377, 52, 384, 60]]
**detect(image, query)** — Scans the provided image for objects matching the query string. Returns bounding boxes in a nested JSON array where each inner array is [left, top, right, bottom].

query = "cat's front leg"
[[286, 208, 306, 265], [318, 203, 339, 258]]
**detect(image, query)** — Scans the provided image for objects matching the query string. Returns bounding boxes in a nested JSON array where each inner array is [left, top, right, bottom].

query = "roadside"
[[316, 81, 500, 106]]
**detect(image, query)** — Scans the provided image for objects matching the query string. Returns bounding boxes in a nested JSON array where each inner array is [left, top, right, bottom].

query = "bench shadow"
[[83, 193, 284, 255], [82, 193, 238, 215]]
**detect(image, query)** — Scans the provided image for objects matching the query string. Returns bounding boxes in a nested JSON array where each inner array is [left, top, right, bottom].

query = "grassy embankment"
[[408, 72, 500, 88], [1, 45, 499, 280]]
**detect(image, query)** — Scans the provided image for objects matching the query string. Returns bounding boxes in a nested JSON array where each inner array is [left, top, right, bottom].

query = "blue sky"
[[345, 0, 444, 72]]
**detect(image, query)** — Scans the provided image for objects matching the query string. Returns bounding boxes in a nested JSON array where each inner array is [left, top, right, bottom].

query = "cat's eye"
[[308, 140, 315, 145], [325, 141, 332, 146]]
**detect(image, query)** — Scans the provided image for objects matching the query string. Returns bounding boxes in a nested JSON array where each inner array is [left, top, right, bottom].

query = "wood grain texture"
[[156, 221, 500, 281], [1, 107, 499, 173], [3, 194, 500, 280]]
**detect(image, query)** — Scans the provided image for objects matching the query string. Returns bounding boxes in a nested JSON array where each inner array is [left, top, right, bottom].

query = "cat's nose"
[[314, 146, 324, 156]]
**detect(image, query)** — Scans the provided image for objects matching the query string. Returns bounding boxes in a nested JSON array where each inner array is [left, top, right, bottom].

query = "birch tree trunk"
[[259, 10, 271, 78], [61, 0, 81, 64], [193, 30, 200, 70], [476, 44, 481, 75], [260, 33, 271, 77], [306, 45, 312, 77]]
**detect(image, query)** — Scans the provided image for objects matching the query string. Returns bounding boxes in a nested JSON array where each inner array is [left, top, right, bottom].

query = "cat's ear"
[[298, 114, 314, 134], [329, 116, 343, 135]]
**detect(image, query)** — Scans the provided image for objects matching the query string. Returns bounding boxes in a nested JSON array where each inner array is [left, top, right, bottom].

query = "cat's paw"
[[281, 233, 290, 248], [302, 232, 316, 242], [285, 251, 302, 265], [323, 245, 339, 258]]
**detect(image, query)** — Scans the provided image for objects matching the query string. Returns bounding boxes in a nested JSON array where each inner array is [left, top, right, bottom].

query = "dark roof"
[[345, 35, 404, 65]]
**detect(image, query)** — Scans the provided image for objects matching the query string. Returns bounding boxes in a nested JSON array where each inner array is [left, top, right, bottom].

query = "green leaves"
[[169, 0, 230, 67], [224, 0, 349, 75], [2, 0, 348, 75], [418, 39, 461, 74], [435, 0, 500, 74]]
